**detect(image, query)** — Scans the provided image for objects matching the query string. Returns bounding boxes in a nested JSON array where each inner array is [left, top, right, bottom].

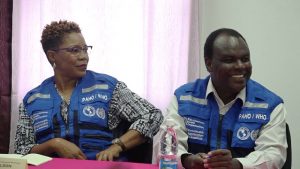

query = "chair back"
[[112, 120, 153, 163], [282, 123, 292, 169]]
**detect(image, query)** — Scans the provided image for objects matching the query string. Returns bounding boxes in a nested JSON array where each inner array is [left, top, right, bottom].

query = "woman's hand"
[[96, 144, 123, 161], [52, 138, 87, 160]]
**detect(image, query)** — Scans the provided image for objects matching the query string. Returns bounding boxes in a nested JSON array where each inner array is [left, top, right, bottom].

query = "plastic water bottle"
[[159, 123, 178, 169]]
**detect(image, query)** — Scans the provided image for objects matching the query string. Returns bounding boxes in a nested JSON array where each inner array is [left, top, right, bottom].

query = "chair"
[[126, 138, 153, 163], [112, 120, 153, 163], [282, 123, 292, 169]]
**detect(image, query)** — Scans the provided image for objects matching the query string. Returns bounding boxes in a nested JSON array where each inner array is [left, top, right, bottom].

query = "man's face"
[[205, 34, 252, 102]]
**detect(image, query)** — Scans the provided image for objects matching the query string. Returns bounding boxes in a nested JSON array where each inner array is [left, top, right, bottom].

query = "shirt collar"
[[206, 77, 246, 105]]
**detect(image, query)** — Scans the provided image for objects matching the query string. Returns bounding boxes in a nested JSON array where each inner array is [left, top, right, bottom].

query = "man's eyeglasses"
[[53, 45, 93, 55]]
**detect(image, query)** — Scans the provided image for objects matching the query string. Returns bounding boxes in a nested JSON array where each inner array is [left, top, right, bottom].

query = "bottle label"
[[159, 159, 177, 169]]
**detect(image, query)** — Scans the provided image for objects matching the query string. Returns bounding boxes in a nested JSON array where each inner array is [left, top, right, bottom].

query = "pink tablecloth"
[[29, 158, 158, 169]]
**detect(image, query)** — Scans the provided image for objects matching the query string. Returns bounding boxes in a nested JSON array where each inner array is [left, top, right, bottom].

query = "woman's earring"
[[53, 63, 56, 69]]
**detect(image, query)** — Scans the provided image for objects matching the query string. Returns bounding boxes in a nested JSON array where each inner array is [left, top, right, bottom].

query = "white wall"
[[199, 1, 299, 168]]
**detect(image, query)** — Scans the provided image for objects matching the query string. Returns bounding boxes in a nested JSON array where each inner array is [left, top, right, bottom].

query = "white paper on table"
[[0, 154, 27, 169], [0, 153, 52, 166]]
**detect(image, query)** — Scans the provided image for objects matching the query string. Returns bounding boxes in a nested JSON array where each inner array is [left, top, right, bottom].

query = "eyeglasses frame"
[[52, 45, 93, 56]]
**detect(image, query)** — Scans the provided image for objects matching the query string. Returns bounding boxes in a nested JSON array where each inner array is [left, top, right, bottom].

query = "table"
[[29, 158, 158, 169]]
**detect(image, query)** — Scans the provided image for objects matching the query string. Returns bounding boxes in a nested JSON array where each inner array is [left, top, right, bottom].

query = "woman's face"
[[53, 32, 89, 80]]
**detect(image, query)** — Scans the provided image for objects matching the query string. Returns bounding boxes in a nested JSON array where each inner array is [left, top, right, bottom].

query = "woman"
[[14, 20, 163, 161]]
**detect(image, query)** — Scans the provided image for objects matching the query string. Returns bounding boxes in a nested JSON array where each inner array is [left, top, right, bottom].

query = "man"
[[158, 28, 287, 169]]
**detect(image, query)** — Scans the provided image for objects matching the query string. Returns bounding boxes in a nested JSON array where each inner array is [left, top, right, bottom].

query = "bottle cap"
[[164, 119, 175, 128]]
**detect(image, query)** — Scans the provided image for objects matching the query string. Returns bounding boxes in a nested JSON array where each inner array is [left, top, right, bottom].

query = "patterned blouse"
[[14, 81, 163, 155]]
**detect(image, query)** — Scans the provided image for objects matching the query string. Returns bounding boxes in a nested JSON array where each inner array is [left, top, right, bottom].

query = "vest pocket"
[[179, 104, 210, 145], [79, 126, 113, 156], [83, 133, 112, 141], [231, 121, 265, 148], [82, 143, 104, 151], [78, 100, 108, 126], [80, 139, 111, 152], [28, 101, 54, 143], [232, 108, 270, 148]]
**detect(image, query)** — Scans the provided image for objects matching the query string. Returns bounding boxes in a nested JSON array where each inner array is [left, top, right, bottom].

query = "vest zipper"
[[65, 122, 70, 140], [64, 112, 70, 140], [216, 114, 224, 149]]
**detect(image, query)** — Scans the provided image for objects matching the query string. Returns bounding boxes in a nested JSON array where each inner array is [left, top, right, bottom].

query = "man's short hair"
[[204, 28, 247, 59]]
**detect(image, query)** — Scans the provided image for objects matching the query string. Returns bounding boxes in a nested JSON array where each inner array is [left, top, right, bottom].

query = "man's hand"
[[182, 153, 208, 169], [96, 144, 123, 161], [203, 149, 242, 169]]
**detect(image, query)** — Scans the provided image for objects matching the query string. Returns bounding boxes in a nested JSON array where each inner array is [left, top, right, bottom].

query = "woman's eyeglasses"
[[53, 45, 93, 55]]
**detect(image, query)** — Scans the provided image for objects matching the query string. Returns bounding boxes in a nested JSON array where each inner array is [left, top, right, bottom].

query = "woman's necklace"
[[54, 84, 70, 123]]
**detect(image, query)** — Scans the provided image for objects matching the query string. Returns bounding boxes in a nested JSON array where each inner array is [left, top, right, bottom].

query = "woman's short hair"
[[41, 20, 81, 54]]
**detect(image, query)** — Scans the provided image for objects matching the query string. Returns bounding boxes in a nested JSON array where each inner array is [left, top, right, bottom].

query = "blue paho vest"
[[23, 70, 117, 160], [175, 76, 283, 157]]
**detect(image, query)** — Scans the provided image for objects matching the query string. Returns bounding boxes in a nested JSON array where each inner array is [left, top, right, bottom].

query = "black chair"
[[282, 123, 292, 169], [126, 138, 153, 163], [112, 121, 153, 163]]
